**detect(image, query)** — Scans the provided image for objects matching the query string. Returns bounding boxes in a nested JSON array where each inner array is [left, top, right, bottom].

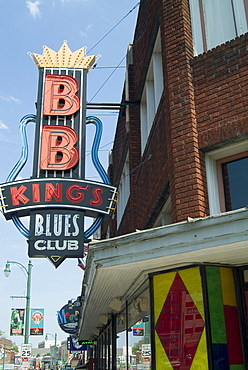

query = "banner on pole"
[[30, 308, 44, 335], [10, 308, 25, 336]]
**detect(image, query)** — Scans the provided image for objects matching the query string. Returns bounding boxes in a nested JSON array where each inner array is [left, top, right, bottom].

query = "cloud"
[[86, 24, 93, 31], [80, 31, 87, 38], [0, 120, 11, 143], [26, 1, 42, 18], [0, 133, 17, 144], [80, 24, 93, 38], [0, 121, 9, 131], [0, 93, 21, 105], [61, 0, 90, 3]]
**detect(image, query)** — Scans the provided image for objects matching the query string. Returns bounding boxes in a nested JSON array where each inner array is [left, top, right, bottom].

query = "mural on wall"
[[152, 267, 208, 369], [151, 266, 245, 369], [0, 42, 117, 267]]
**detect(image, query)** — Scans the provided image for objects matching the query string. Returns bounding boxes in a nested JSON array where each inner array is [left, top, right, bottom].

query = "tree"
[[132, 342, 140, 354], [11, 343, 19, 353], [0, 330, 5, 338]]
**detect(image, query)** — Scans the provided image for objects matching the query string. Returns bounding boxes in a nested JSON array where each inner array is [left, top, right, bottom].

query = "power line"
[[89, 54, 126, 102], [88, 3, 140, 102], [94, 66, 126, 69], [87, 2, 140, 55]]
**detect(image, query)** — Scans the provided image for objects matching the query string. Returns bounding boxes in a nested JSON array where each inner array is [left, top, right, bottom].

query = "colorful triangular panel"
[[153, 267, 208, 369]]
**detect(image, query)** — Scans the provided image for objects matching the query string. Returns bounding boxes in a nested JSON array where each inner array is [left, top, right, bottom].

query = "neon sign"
[[0, 42, 117, 267]]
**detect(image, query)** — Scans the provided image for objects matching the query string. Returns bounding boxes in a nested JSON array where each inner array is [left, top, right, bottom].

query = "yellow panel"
[[153, 268, 209, 369], [153, 271, 176, 323], [191, 328, 209, 369], [220, 267, 237, 306], [155, 332, 173, 370], [179, 267, 205, 318]]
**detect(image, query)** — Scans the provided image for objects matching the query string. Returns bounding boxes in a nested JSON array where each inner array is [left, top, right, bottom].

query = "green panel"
[[230, 365, 244, 370], [206, 266, 227, 343]]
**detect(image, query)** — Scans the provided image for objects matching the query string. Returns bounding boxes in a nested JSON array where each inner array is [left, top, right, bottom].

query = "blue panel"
[[212, 343, 229, 369]]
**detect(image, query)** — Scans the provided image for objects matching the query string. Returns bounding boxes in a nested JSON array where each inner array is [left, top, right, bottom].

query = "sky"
[[0, 0, 139, 348]]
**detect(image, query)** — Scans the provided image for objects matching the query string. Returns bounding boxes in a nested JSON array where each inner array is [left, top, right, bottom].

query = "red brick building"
[[0, 338, 13, 367], [78, 1, 248, 368], [108, 0, 248, 236]]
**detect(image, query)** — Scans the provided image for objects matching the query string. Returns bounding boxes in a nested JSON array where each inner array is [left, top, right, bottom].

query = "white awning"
[[78, 208, 248, 340]]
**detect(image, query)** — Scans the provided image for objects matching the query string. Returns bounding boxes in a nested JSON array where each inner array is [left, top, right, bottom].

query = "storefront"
[[78, 208, 248, 369]]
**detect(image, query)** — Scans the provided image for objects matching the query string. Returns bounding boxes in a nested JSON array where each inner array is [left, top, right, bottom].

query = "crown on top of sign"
[[29, 41, 98, 70]]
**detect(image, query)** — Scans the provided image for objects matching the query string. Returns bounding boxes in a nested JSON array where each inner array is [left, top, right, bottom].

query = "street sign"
[[21, 344, 32, 358], [142, 344, 151, 358]]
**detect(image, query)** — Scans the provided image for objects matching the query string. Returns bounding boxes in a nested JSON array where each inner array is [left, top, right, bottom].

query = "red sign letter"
[[90, 188, 103, 206], [66, 184, 90, 203], [10, 185, 29, 205], [45, 183, 62, 202], [43, 75, 80, 116], [40, 125, 79, 170], [32, 183, 40, 203]]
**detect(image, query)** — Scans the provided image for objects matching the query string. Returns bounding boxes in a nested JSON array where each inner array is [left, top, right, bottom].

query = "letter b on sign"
[[43, 75, 80, 116], [40, 125, 79, 170]]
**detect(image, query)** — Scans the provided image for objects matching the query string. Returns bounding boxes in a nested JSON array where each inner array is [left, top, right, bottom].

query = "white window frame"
[[189, 0, 248, 55], [117, 154, 130, 227], [140, 30, 163, 153], [205, 140, 248, 215], [153, 196, 172, 227]]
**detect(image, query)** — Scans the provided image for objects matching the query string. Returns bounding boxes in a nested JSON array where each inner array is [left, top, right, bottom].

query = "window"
[[96, 325, 112, 369], [189, 0, 248, 55], [116, 290, 151, 370], [205, 141, 248, 215], [140, 30, 163, 153], [218, 155, 248, 212], [153, 197, 172, 227], [117, 154, 130, 227]]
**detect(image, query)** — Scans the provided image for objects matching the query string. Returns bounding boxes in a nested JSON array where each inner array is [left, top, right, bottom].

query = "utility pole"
[[24, 260, 32, 344], [4, 260, 33, 344]]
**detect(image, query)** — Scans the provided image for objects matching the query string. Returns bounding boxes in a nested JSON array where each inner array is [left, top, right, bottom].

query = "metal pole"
[[46, 333, 57, 370], [54, 334, 57, 370], [24, 260, 32, 344], [2, 344, 5, 370], [4, 260, 33, 345]]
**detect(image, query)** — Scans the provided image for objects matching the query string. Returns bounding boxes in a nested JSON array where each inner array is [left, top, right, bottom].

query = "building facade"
[[0, 338, 13, 369], [78, 0, 248, 369]]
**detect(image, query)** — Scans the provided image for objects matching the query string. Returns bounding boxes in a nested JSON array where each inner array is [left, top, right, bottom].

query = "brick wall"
[[109, 0, 248, 237], [192, 33, 248, 150], [0, 338, 13, 365], [162, 0, 209, 223], [132, 0, 161, 98]]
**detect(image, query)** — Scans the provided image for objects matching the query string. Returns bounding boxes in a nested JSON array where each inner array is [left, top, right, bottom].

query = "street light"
[[45, 333, 57, 370], [4, 260, 33, 344]]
